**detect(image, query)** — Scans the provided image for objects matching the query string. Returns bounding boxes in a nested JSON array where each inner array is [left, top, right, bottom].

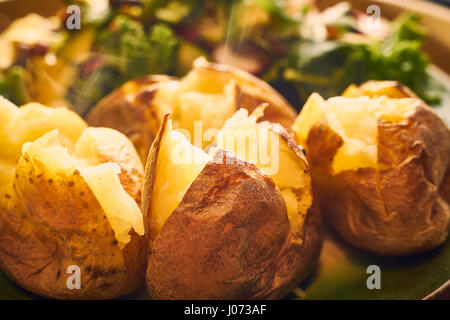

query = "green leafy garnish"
[[0, 66, 31, 106], [285, 13, 442, 105], [67, 15, 179, 113]]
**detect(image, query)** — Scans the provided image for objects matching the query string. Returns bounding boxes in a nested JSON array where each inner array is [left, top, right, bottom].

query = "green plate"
[[0, 66, 449, 300], [298, 228, 450, 300]]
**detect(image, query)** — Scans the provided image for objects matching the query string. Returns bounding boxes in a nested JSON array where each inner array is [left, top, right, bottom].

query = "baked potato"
[[142, 108, 322, 299], [87, 58, 297, 161], [0, 96, 146, 299], [291, 86, 450, 255]]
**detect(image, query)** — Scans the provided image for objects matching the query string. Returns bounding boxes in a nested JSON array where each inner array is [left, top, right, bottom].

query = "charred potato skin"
[[0, 131, 147, 299], [142, 116, 322, 300], [305, 101, 450, 256]]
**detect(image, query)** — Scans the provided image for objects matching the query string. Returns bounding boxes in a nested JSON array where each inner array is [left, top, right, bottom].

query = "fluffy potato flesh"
[[293, 93, 416, 173], [213, 108, 312, 233], [149, 119, 209, 237], [0, 100, 144, 247], [0, 102, 86, 160], [153, 78, 238, 148], [0, 98, 87, 199], [167, 57, 297, 138], [342, 81, 418, 99]]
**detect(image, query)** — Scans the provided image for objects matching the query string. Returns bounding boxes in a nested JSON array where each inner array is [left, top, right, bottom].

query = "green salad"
[[0, 0, 444, 114]]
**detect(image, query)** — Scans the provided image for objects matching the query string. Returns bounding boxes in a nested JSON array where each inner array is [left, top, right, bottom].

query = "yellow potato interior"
[[0, 99, 86, 194], [75, 127, 142, 169], [292, 94, 416, 173], [152, 70, 237, 147], [151, 120, 209, 236], [0, 97, 19, 189], [213, 108, 312, 232], [0, 101, 86, 164], [177, 81, 237, 147], [0, 99, 143, 247], [79, 163, 144, 247], [21, 130, 144, 247], [342, 81, 415, 99], [179, 63, 234, 94]]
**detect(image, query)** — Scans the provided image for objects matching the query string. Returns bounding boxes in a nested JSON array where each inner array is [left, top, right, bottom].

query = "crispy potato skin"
[[87, 61, 297, 162], [142, 117, 322, 299], [305, 102, 450, 255], [0, 131, 146, 299], [440, 131, 450, 211]]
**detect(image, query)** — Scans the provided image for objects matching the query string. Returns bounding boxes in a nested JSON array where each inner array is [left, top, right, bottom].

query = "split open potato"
[[87, 58, 297, 161], [292, 83, 450, 255], [0, 97, 146, 299], [142, 108, 322, 299]]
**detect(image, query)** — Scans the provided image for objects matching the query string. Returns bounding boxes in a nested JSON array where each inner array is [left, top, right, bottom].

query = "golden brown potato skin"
[[305, 101, 450, 255], [87, 60, 297, 162], [142, 117, 322, 299], [0, 135, 146, 299], [440, 135, 450, 208]]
